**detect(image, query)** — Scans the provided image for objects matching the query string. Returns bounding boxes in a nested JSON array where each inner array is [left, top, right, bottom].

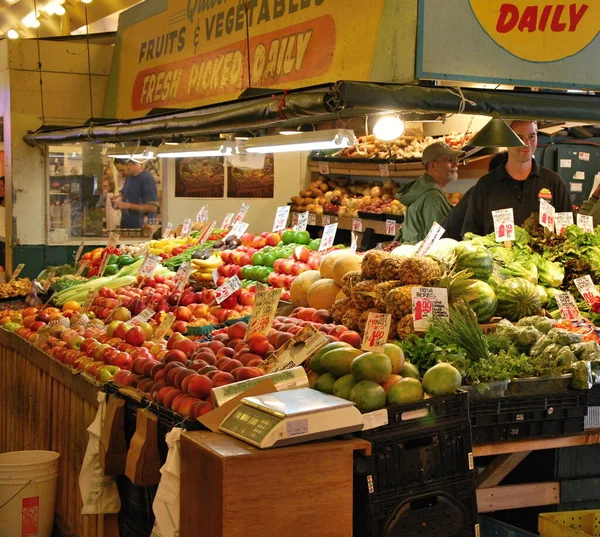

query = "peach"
[[211, 333, 229, 343], [156, 386, 178, 406], [245, 357, 264, 368], [216, 357, 231, 370], [190, 400, 214, 418], [298, 308, 317, 321], [237, 366, 263, 381], [163, 388, 183, 408], [212, 371, 235, 388], [227, 321, 248, 340], [216, 347, 236, 359], [178, 396, 203, 418], [221, 359, 243, 373], [312, 309, 333, 324], [339, 330, 362, 349], [186, 375, 213, 399], [171, 394, 191, 413], [189, 360, 208, 371], [174, 368, 197, 390], [149, 381, 167, 400], [240, 352, 262, 366], [275, 332, 294, 349], [234, 342, 250, 353], [198, 365, 218, 375], [227, 337, 242, 349], [207, 340, 225, 353], [193, 351, 217, 365]]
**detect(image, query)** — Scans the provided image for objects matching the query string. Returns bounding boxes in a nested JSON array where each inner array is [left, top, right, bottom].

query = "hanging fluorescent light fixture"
[[467, 118, 527, 148], [157, 141, 238, 158], [244, 129, 356, 154], [373, 116, 405, 141], [7, 29, 19, 39], [105, 146, 157, 162]]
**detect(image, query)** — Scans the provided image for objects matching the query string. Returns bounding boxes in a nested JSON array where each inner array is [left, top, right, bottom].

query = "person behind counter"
[[112, 159, 159, 229], [396, 142, 466, 243], [461, 120, 572, 236], [578, 183, 600, 228], [442, 152, 508, 240]]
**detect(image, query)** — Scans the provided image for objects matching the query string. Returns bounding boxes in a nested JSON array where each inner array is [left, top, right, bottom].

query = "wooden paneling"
[[0, 330, 107, 537]]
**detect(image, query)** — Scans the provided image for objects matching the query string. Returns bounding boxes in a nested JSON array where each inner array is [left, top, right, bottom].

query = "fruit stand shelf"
[[293, 214, 400, 236]]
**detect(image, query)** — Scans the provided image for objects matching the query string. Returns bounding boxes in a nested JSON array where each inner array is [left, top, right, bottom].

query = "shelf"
[[291, 214, 401, 236]]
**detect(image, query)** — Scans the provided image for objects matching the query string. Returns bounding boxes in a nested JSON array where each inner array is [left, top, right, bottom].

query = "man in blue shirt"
[[113, 159, 159, 229]]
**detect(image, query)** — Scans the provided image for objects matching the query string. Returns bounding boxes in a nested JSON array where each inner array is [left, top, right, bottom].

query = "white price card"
[[98, 253, 111, 277], [571, 183, 583, 193], [290, 212, 299, 227], [579, 152, 590, 162], [415, 223, 445, 257], [573, 275, 600, 304], [322, 215, 331, 226], [273, 206, 291, 232], [577, 214, 594, 233], [196, 206, 208, 222], [555, 212, 574, 235], [221, 213, 234, 228], [492, 208, 515, 242], [319, 223, 338, 251], [379, 163, 390, 177], [225, 221, 249, 239], [233, 203, 249, 224], [139, 254, 161, 278], [82, 290, 98, 313], [74, 240, 85, 263], [173, 261, 191, 292], [162, 222, 173, 238], [385, 219, 397, 236], [560, 159, 572, 168], [107, 232, 120, 249], [574, 171, 585, 180], [350, 232, 358, 254], [245, 286, 282, 339], [556, 292, 582, 320], [294, 211, 308, 231], [361, 313, 393, 352], [215, 275, 242, 304], [318, 162, 330, 175], [180, 218, 192, 237], [153, 313, 176, 341], [539, 199, 555, 231], [352, 218, 363, 232], [308, 213, 317, 225], [128, 308, 156, 326], [197, 221, 216, 244], [411, 287, 449, 332]]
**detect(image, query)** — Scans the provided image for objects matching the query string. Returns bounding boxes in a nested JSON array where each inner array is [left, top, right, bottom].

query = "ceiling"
[[0, 0, 141, 39]]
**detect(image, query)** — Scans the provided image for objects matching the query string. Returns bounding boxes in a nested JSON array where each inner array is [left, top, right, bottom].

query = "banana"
[[191, 256, 221, 268], [192, 271, 215, 282]]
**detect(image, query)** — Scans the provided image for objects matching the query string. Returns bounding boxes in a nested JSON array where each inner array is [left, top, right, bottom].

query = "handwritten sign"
[[308, 213, 317, 225], [76, 260, 89, 277], [318, 162, 330, 175], [556, 292, 581, 320], [273, 206, 291, 232], [414, 223, 445, 257], [539, 199, 555, 231], [74, 240, 85, 264], [173, 261, 191, 292], [180, 218, 192, 238], [245, 286, 282, 339], [107, 232, 120, 250], [10, 263, 25, 281], [319, 223, 338, 251], [82, 290, 98, 314], [221, 213, 234, 228], [350, 232, 358, 254], [577, 214, 594, 233], [153, 313, 176, 341], [574, 275, 600, 305], [196, 206, 208, 222], [139, 254, 161, 278], [197, 221, 216, 244], [233, 203, 249, 224], [322, 215, 331, 226], [128, 308, 156, 326], [385, 219, 397, 236], [215, 275, 242, 304], [555, 212, 574, 235], [98, 253, 111, 277], [411, 287, 449, 332], [162, 222, 173, 238], [294, 211, 308, 232], [352, 218, 363, 232], [225, 221, 249, 240], [379, 163, 390, 177], [361, 313, 392, 352], [492, 208, 515, 242]]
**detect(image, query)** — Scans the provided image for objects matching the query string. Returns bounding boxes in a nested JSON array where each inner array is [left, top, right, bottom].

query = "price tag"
[[308, 213, 317, 225], [273, 206, 291, 232], [233, 203, 249, 224], [153, 312, 176, 341], [579, 152, 590, 162], [492, 208, 515, 242], [82, 290, 98, 313], [139, 254, 161, 278], [322, 215, 331, 226], [180, 218, 192, 238], [76, 260, 89, 277], [352, 218, 363, 232], [294, 211, 309, 231], [212, 268, 220, 285], [350, 232, 358, 254], [245, 286, 282, 339], [173, 261, 191, 292], [319, 223, 338, 251], [574, 275, 600, 304], [74, 240, 85, 264], [361, 313, 392, 352], [414, 223, 445, 257], [197, 221, 216, 244], [539, 199, 555, 231], [555, 212, 574, 235], [379, 163, 390, 177], [385, 219, 397, 236], [221, 213, 234, 228], [42, 276, 53, 293], [318, 162, 330, 175], [290, 212, 298, 227], [556, 292, 581, 320], [196, 206, 208, 222], [577, 213, 594, 233], [9, 263, 25, 281], [128, 308, 156, 326], [163, 222, 173, 238], [107, 232, 120, 250], [225, 221, 249, 240], [98, 253, 111, 277], [411, 287, 449, 332], [215, 275, 242, 304]]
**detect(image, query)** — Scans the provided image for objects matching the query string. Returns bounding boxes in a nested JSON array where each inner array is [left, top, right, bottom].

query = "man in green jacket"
[[396, 142, 466, 243], [579, 183, 600, 228]]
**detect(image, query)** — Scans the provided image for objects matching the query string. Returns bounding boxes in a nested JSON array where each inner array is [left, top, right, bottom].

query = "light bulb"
[[81, 0, 92, 4], [23, 13, 41, 28], [54, 4, 66, 15], [7, 29, 19, 39], [373, 116, 405, 141]]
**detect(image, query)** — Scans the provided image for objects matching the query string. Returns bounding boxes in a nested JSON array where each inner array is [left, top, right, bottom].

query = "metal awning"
[[23, 81, 600, 146]]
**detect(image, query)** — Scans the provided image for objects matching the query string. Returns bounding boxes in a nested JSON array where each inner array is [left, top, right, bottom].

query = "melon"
[[335, 289, 347, 300], [320, 250, 348, 279], [332, 253, 362, 286], [307, 278, 341, 310], [290, 270, 321, 307]]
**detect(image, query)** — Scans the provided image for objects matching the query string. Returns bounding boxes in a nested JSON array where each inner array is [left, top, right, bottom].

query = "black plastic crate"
[[353, 477, 479, 537], [357, 391, 470, 442], [472, 416, 585, 444], [355, 421, 474, 499], [556, 445, 600, 479], [116, 476, 157, 537], [479, 515, 538, 537], [588, 384, 600, 405]]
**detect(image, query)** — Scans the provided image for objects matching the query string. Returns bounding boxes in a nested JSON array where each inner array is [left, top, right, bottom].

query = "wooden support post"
[[476, 451, 531, 489], [477, 482, 560, 513]]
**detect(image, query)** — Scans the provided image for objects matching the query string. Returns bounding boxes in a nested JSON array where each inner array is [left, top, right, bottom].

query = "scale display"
[[219, 388, 363, 449]]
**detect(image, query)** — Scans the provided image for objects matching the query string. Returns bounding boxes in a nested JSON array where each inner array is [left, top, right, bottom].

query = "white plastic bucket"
[[0, 451, 60, 537]]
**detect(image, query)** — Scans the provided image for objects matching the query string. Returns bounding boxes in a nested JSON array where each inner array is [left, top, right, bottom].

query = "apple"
[[125, 325, 147, 346], [114, 369, 133, 386], [240, 233, 255, 247], [137, 321, 154, 341], [265, 232, 281, 247], [173, 337, 196, 358], [113, 352, 133, 370], [98, 365, 120, 382]]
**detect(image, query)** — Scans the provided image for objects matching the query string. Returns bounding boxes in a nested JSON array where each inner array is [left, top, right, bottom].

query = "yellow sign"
[[107, 0, 414, 118], [469, 1, 599, 62]]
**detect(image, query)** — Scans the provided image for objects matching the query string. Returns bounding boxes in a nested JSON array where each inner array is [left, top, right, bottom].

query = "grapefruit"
[[422, 363, 462, 396]]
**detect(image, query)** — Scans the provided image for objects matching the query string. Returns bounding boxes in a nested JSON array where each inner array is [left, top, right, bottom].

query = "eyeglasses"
[[434, 158, 459, 165]]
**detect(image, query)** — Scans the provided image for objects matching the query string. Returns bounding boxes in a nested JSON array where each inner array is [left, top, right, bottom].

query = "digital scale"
[[219, 388, 364, 449]]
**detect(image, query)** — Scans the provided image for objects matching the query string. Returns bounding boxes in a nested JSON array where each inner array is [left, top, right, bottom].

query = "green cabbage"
[[534, 255, 564, 288]]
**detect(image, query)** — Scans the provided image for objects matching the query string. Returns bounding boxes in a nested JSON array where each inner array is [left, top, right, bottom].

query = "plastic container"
[[0, 451, 60, 537], [505, 375, 573, 396], [463, 380, 510, 400], [480, 515, 538, 537], [539, 509, 600, 537]]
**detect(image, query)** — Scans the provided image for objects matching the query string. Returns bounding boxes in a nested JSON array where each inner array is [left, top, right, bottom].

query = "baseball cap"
[[422, 142, 466, 166]]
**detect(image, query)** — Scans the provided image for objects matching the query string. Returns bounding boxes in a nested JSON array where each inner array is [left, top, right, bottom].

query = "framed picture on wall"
[[227, 154, 274, 198], [175, 157, 225, 198]]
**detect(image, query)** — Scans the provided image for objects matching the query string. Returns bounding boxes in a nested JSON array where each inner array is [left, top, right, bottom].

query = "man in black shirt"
[[461, 120, 572, 236]]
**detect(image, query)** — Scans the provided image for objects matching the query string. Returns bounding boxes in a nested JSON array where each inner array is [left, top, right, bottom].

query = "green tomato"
[[107, 254, 119, 265], [257, 266, 272, 283], [262, 253, 276, 267], [3, 322, 20, 332], [294, 231, 311, 245], [282, 230, 296, 244], [251, 252, 264, 266], [308, 239, 321, 251], [261, 246, 273, 253]]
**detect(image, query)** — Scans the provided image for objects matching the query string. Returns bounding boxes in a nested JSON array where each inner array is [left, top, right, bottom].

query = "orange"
[[63, 301, 81, 312]]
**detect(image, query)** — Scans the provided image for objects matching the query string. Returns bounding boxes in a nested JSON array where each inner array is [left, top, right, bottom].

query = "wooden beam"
[[477, 482, 560, 513], [474, 431, 600, 457], [476, 451, 531, 488]]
